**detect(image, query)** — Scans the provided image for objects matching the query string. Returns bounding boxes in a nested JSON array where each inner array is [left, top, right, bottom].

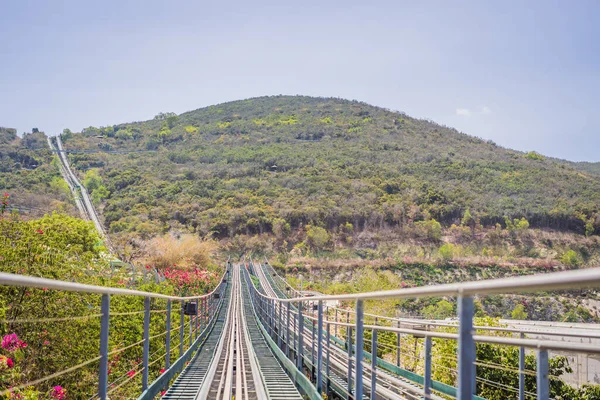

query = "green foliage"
[[184, 125, 198, 134], [305, 225, 330, 251], [422, 299, 454, 319], [49, 96, 600, 241], [525, 151, 545, 161], [83, 169, 102, 191], [83, 169, 110, 205], [115, 128, 133, 140], [461, 208, 475, 228], [415, 219, 442, 241], [438, 243, 455, 261], [511, 303, 528, 319], [0, 213, 218, 398], [505, 217, 529, 231], [585, 221, 595, 237], [561, 250, 581, 267]]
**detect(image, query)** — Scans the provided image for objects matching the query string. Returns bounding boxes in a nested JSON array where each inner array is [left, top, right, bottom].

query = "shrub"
[[511, 303, 528, 320], [438, 243, 455, 261], [145, 234, 217, 270], [414, 219, 442, 241], [561, 250, 581, 267], [305, 225, 330, 251]]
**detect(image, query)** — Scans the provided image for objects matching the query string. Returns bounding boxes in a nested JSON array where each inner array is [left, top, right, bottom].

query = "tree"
[[511, 303, 528, 320], [438, 243, 455, 261], [305, 225, 330, 251], [585, 221, 594, 237], [461, 208, 475, 228], [422, 299, 454, 319], [561, 250, 581, 267]]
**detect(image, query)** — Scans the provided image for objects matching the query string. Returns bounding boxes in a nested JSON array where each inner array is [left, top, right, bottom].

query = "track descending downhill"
[[166, 264, 302, 400]]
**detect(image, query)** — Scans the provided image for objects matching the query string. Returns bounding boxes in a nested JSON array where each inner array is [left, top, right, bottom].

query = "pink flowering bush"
[[0, 355, 14, 370], [51, 386, 67, 399], [2, 334, 27, 352], [163, 266, 217, 296]]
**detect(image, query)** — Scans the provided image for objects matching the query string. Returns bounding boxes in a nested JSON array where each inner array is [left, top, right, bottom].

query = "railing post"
[[537, 350, 549, 400], [142, 297, 151, 391], [312, 320, 316, 371], [370, 325, 377, 400], [355, 300, 364, 400], [317, 300, 324, 394], [99, 294, 110, 400], [347, 326, 353, 399], [397, 320, 401, 367], [179, 301, 185, 356], [519, 332, 525, 400], [297, 301, 304, 370], [326, 322, 331, 395], [195, 300, 199, 339], [424, 336, 432, 399], [189, 309, 193, 347], [335, 308, 338, 338], [271, 299, 276, 340], [286, 302, 291, 357], [165, 300, 172, 369], [276, 301, 281, 348], [457, 295, 475, 400]]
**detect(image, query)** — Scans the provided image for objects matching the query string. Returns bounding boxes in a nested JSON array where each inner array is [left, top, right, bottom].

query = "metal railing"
[[0, 267, 229, 400], [246, 264, 600, 400]]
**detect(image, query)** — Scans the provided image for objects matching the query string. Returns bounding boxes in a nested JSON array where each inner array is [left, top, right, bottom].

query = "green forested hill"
[[60, 95, 599, 239], [0, 127, 75, 215]]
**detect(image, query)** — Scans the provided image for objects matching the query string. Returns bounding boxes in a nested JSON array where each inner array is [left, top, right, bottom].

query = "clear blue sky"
[[1, 0, 598, 161]]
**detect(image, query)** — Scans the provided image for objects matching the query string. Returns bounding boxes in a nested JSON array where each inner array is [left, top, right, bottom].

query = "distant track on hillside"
[[49, 135, 116, 254]]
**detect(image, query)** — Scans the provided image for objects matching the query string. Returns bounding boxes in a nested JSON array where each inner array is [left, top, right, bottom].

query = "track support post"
[[457, 295, 475, 400], [297, 301, 304, 370], [165, 300, 171, 369], [537, 349, 549, 399], [355, 300, 364, 400], [370, 325, 377, 400], [99, 294, 110, 400], [317, 300, 324, 394], [142, 297, 151, 391], [424, 336, 432, 398]]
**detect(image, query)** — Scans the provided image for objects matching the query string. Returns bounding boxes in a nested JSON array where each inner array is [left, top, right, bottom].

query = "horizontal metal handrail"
[[253, 266, 600, 302], [0, 268, 227, 300], [322, 307, 600, 340]]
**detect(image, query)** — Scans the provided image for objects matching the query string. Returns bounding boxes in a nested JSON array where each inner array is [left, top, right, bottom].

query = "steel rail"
[[253, 266, 600, 302], [0, 269, 227, 301], [326, 307, 600, 340]]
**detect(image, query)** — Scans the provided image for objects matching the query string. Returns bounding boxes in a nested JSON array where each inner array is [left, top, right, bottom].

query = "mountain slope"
[[61, 95, 600, 239], [0, 127, 75, 216]]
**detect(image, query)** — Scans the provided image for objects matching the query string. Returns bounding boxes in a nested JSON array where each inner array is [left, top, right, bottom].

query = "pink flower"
[[51, 386, 67, 400], [127, 369, 136, 378], [161, 391, 166, 397], [36, 229, 44, 234], [160, 368, 166, 374], [0, 355, 14, 370], [44, 340, 50, 345], [1, 334, 27, 352]]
